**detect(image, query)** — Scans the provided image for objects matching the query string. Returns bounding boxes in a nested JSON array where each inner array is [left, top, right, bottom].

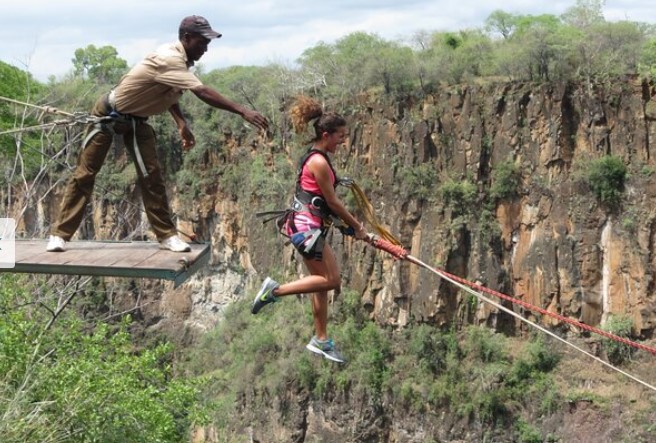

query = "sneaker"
[[46, 235, 66, 252], [306, 336, 346, 363], [159, 235, 191, 252], [251, 277, 279, 314]]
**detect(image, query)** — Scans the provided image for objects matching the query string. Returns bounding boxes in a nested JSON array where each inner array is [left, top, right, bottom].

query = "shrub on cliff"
[[601, 314, 635, 365], [490, 159, 521, 201], [585, 155, 627, 210]]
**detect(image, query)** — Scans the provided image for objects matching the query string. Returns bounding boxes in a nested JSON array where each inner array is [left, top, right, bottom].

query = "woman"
[[251, 96, 367, 363]]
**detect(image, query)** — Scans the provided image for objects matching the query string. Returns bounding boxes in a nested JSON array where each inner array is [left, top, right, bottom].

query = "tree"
[[561, 0, 605, 29], [511, 14, 568, 81], [485, 10, 518, 39], [576, 20, 647, 83], [640, 37, 656, 78], [72, 44, 128, 84], [425, 30, 494, 83], [297, 32, 416, 98], [0, 62, 42, 153]]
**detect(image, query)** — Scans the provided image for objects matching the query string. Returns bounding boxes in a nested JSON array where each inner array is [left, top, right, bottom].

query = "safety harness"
[[256, 148, 348, 257], [292, 148, 338, 218], [82, 90, 150, 178]]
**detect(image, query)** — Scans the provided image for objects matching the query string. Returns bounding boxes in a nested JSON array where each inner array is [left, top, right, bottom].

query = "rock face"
[[6, 78, 656, 340], [309, 78, 656, 339], [5, 78, 656, 442]]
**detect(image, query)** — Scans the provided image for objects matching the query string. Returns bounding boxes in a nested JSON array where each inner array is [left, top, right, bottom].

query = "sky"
[[1, 0, 654, 82]]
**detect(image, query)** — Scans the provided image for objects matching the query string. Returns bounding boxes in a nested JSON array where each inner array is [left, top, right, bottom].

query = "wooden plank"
[[2, 239, 210, 287]]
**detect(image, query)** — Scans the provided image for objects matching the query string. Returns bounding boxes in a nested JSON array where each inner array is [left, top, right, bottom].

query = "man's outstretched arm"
[[190, 85, 269, 131]]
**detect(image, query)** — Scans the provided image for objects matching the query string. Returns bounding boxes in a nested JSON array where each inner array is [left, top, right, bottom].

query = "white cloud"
[[1, 0, 655, 81]]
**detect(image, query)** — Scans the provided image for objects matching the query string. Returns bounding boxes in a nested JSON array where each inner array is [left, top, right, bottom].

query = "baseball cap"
[[179, 15, 222, 39]]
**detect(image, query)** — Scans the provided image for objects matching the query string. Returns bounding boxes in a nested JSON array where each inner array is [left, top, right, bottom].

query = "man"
[[47, 15, 269, 252]]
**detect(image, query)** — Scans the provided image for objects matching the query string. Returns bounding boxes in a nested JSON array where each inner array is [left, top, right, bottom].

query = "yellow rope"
[[345, 181, 401, 245]]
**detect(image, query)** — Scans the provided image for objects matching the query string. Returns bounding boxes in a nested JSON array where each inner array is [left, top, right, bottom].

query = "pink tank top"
[[299, 151, 336, 194]]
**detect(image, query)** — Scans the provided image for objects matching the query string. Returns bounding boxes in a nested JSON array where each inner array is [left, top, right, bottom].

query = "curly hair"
[[289, 95, 346, 142]]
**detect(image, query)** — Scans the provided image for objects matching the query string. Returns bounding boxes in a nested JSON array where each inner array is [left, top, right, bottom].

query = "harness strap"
[[82, 124, 105, 150], [255, 210, 289, 225], [292, 195, 328, 219], [108, 90, 149, 178], [293, 148, 339, 220]]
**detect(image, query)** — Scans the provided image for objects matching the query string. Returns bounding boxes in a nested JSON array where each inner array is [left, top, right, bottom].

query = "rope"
[[364, 234, 656, 392], [0, 95, 104, 136], [0, 95, 75, 117], [366, 235, 656, 356], [0, 120, 79, 136], [436, 267, 656, 355], [343, 180, 401, 245], [434, 262, 656, 393]]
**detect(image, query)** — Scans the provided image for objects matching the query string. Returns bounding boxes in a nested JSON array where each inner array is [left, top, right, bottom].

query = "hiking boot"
[[251, 277, 279, 314], [46, 235, 66, 252], [159, 235, 191, 252], [306, 336, 346, 363]]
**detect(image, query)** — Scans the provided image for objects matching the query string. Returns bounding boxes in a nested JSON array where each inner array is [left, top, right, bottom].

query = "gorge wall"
[[8, 77, 656, 343]]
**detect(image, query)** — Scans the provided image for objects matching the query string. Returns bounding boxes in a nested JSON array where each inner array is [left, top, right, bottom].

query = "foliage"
[[0, 61, 44, 177], [640, 37, 656, 79], [490, 159, 521, 201], [485, 10, 518, 39], [0, 274, 206, 443], [440, 177, 477, 216], [515, 419, 544, 443], [298, 32, 416, 99], [584, 155, 627, 210], [185, 289, 563, 436], [399, 162, 438, 201], [216, 148, 293, 203], [601, 314, 635, 365], [72, 45, 128, 84]]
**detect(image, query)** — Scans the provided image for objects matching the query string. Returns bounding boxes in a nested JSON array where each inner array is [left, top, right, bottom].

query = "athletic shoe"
[[159, 235, 191, 252], [306, 336, 346, 363], [46, 235, 66, 252], [251, 277, 279, 314]]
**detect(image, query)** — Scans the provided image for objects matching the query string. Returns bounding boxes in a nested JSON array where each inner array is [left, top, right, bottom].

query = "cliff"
[[158, 77, 656, 341], [6, 78, 656, 441], [8, 78, 656, 338]]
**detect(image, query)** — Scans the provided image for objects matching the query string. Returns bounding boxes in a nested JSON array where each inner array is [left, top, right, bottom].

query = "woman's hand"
[[354, 222, 368, 240]]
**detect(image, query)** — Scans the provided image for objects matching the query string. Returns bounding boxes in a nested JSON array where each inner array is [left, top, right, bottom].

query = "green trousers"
[[52, 95, 177, 241]]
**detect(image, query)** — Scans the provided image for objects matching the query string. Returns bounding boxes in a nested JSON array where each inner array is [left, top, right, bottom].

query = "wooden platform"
[[1, 239, 211, 287]]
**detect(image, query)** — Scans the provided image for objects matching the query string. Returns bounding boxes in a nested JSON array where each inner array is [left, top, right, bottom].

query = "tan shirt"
[[112, 41, 203, 117]]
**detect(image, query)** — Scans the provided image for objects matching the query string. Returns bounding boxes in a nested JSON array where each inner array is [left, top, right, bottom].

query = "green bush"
[[400, 162, 439, 201], [440, 178, 477, 216], [0, 275, 206, 443], [464, 326, 507, 363], [601, 314, 635, 365], [490, 159, 521, 201], [516, 419, 543, 443], [508, 335, 560, 384], [585, 155, 627, 210]]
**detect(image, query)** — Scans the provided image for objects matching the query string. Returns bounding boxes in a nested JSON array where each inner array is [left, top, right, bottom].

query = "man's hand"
[[242, 109, 269, 132], [179, 125, 196, 151]]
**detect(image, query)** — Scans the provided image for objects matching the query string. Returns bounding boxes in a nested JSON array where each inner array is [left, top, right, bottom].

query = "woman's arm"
[[309, 156, 367, 240]]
